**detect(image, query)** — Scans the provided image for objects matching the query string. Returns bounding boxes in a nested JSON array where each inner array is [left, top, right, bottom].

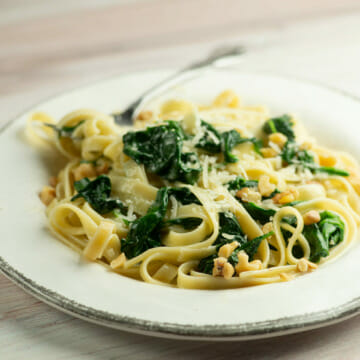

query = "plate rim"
[[1, 68, 360, 340], [1, 255, 359, 340]]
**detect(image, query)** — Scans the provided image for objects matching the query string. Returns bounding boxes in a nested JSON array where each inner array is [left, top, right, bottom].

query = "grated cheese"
[[222, 233, 235, 240], [202, 155, 209, 189], [169, 195, 178, 219], [268, 141, 281, 154]]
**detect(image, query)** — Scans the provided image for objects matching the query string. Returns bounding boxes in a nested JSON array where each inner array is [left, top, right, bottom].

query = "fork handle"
[[118, 46, 245, 122]]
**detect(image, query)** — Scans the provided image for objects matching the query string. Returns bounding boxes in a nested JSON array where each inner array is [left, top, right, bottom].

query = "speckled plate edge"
[[1, 69, 360, 341]]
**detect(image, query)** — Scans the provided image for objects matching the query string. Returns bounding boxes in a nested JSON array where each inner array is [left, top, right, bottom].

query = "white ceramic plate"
[[1, 69, 360, 341]]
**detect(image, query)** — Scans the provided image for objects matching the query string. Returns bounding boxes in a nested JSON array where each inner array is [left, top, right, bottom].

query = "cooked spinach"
[[198, 231, 274, 274], [251, 138, 263, 156], [198, 211, 273, 274], [281, 141, 349, 176], [198, 254, 217, 275], [292, 245, 304, 258], [163, 217, 202, 230], [123, 122, 202, 184], [281, 215, 297, 227], [121, 187, 169, 259], [71, 175, 126, 215], [315, 166, 349, 177], [112, 209, 133, 226], [214, 212, 248, 248], [303, 211, 345, 262], [281, 141, 314, 166], [303, 223, 329, 263], [195, 120, 221, 153], [282, 211, 344, 263], [263, 188, 281, 200], [168, 151, 202, 184], [199, 208, 345, 273], [45, 120, 85, 139], [227, 176, 258, 191], [227, 176, 279, 200], [280, 215, 299, 253], [221, 130, 259, 163], [198, 211, 247, 275], [226, 232, 274, 266], [280, 215, 320, 259], [122, 218, 131, 226], [195, 120, 262, 163], [283, 200, 304, 206], [121, 187, 202, 259], [167, 187, 201, 205], [80, 159, 98, 166], [319, 211, 345, 248], [241, 202, 276, 224], [226, 231, 274, 266], [239, 231, 274, 261], [263, 115, 295, 140]]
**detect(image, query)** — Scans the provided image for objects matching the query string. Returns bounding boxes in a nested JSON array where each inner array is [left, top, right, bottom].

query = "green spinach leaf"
[[279, 215, 306, 258], [281, 141, 349, 177], [163, 217, 202, 230], [121, 186, 202, 259], [123, 122, 202, 184], [167, 187, 201, 205], [281, 141, 314, 166], [221, 130, 258, 163], [121, 187, 169, 259], [195, 120, 221, 153], [251, 138, 263, 156], [45, 120, 85, 139], [194, 120, 262, 163], [303, 211, 345, 262], [263, 115, 295, 140], [303, 223, 329, 263], [71, 175, 126, 215], [227, 176, 258, 191], [227, 177, 279, 200], [198, 211, 247, 275], [214, 212, 248, 248], [241, 202, 276, 224], [198, 254, 217, 275], [263, 188, 281, 200], [318, 211, 345, 248], [282, 200, 304, 206], [315, 166, 350, 177], [198, 231, 274, 274], [239, 231, 274, 261], [280, 215, 298, 248]]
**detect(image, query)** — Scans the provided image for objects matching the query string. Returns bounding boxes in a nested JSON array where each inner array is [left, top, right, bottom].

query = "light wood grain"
[[1, 271, 359, 360], [1, 1, 360, 359], [0, 277, 360, 360], [2, 0, 360, 82]]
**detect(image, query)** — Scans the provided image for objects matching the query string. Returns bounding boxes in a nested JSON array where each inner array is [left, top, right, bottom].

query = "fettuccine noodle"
[[29, 90, 360, 289]]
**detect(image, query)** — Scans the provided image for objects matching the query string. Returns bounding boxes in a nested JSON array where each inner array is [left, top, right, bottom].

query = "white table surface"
[[1, 1, 360, 359]]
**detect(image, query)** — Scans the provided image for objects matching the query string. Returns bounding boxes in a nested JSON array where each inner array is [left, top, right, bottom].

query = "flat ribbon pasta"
[[31, 91, 359, 290]]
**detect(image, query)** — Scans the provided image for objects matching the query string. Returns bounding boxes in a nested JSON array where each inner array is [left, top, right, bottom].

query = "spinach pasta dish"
[[29, 90, 359, 289]]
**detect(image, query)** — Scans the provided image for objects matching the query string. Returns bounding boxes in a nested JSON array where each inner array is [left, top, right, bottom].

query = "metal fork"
[[112, 45, 246, 125]]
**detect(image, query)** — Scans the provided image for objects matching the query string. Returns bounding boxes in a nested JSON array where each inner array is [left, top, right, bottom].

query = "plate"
[[1, 69, 360, 340]]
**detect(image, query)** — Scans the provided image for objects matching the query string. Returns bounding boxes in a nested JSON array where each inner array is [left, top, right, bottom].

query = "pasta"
[[29, 90, 360, 289]]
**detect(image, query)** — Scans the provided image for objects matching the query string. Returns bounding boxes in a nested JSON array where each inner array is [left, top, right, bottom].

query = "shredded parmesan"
[[268, 141, 282, 154], [207, 129, 221, 144], [202, 155, 209, 189], [222, 233, 235, 240], [169, 195, 178, 219]]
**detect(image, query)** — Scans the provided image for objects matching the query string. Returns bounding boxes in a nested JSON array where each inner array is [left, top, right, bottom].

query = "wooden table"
[[1, 1, 360, 358]]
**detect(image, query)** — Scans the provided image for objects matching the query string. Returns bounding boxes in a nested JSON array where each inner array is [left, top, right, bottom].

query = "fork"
[[112, 45, 246, 125]]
